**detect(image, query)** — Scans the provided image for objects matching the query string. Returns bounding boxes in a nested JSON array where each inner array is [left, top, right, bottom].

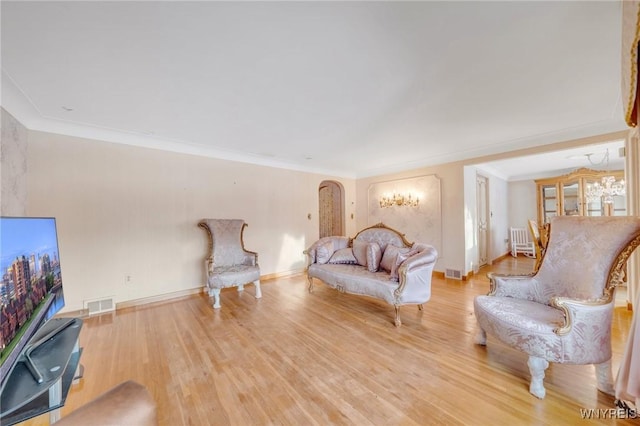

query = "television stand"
[[0, 317, 83, 425]]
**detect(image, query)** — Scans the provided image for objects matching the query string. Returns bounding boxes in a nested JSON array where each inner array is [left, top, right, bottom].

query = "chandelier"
[[379, 193, 420, 208], [585, 176, 626, 204], [584, 149, 625, 204]]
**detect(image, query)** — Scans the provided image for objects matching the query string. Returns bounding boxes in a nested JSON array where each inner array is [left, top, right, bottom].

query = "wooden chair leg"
[[394, 306, 402, 327]]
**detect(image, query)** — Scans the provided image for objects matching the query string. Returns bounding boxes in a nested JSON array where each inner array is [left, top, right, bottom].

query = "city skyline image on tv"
[[0, 217, 63, 360]]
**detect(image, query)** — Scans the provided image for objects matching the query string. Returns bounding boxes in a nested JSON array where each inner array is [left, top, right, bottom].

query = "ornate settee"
[[304, 223, 438, 326]]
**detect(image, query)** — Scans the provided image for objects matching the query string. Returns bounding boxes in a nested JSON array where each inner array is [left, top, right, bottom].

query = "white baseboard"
[[60, 270, 307, 317], [116, 287, 204, 310]]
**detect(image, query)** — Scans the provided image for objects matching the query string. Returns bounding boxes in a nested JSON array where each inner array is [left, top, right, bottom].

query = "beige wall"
[[356, 164, 465, 274], [508, 180, 537, 228], [26, 130, 356, 312]]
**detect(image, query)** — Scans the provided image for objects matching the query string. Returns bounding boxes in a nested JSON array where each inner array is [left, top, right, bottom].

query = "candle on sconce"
[[379, 191, 420, 208]]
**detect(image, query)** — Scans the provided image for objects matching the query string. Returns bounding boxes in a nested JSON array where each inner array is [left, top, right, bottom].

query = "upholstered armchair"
[[474, 216, 640, 399], [198, 219, 262, 309]]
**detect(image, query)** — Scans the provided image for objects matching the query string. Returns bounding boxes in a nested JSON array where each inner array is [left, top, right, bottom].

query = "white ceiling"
[[0, 1, 628, 178]]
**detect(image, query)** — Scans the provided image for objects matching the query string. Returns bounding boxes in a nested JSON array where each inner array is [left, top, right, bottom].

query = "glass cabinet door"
[[611, 193, 627, 216], [540, 185, 557, 224], [583, 177, 604, 216], [584, 198, 604, 216], [561, 181, 580, 216], [536, 168, 626, 224]]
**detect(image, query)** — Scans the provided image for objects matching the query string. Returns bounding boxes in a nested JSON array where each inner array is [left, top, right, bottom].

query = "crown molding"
[[1, 70, 356, 180]]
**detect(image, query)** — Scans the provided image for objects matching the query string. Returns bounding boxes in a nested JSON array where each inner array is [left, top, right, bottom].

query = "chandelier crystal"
[[584, 149, 626, 204], [585, 176, 626, 204]]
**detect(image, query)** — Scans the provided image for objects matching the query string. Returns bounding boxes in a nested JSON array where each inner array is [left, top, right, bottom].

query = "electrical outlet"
[[124, 274, 132, 285]]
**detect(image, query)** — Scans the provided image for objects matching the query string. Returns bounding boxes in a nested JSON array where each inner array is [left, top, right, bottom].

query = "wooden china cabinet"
[[535, 167, 626, 225]]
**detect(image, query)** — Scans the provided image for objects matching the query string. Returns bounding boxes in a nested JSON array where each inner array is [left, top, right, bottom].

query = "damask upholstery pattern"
[[474, 216, 640, 399], [475, 296, 613, 364], [308, 264, 399, 305], [198, 219, 262, 309]]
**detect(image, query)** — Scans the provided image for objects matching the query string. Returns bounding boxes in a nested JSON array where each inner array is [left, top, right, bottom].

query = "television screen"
[[0, 217, 65, 390]]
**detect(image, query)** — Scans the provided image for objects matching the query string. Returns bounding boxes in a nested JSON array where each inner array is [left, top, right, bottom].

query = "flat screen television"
[[0, 217, 66, 391]]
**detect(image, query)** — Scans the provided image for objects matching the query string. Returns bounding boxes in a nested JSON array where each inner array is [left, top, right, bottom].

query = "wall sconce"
[[379, 193, 420, 208]]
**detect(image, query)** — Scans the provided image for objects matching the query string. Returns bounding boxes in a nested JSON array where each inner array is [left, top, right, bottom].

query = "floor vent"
[[445, 269, 463, 280], [84, 297, 115, 315]]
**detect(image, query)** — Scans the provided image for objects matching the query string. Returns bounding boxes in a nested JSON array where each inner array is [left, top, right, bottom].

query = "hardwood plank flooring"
[[21, 256, 636, 425]]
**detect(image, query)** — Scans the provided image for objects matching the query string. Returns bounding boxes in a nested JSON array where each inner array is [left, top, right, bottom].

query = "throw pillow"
[[380, 244, 409, 272], [366, 242, 382, 272], [389, 252, 409, 281], [352, 240, 368, 267], [389, 249, 419, 281], [316, 240, 334, 264], [328, 247, 357, 264]]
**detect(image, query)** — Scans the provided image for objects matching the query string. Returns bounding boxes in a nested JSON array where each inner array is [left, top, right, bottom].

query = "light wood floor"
[[23, 256, 636, 425]]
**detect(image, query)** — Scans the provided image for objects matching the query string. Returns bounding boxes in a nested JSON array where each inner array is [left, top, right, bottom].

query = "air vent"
[[84, 297, 115, 315], [445, 268, 463, 280]]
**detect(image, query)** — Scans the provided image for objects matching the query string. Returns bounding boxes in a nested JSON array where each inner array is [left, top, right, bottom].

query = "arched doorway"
[[318, 181, 345, 238]]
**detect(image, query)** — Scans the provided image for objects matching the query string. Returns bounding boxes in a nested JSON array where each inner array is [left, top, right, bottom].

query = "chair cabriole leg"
[[211, 288, 221, 309], [254, 280, 262, 299], [527, 356, 549, 399], [475, 328, 487, 345], [394, 306, 402, 327], [595, 359, 615, 395], [307, 276, 314, 293]]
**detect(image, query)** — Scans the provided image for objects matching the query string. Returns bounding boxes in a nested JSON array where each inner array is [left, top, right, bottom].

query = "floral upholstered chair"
[[474, 216, 640, 399], [198, 219, 262, 309]]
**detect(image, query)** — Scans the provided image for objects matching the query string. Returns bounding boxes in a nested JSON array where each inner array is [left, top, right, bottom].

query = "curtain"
[[622, 1, 639, 127]]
